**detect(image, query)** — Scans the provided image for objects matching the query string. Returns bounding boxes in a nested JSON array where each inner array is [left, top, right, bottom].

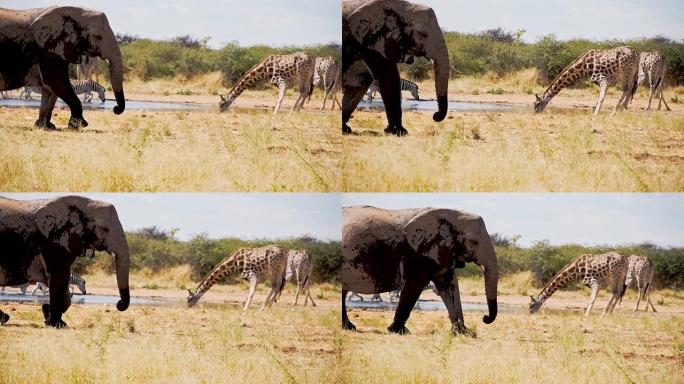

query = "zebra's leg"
[[39, 55, 87, 129], [594, 79, 608, 116], [273, 82, 287, 115]]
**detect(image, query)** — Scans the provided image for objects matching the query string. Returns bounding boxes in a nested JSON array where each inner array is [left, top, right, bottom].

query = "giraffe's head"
[[533, 94, 550, 113], [187, 289, 201, 308], [219, 95, 233, 113], [529, 295, 544, 314]]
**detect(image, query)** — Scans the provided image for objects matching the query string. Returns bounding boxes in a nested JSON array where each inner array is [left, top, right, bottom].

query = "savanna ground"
[[1, 269, 682, 383], [343, 70, 684, 192], [0, 73, 340, 192]]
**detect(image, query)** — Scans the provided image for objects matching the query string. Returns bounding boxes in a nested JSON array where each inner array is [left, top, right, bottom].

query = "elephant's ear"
[[35, 199, 85, 256], [404, 209, 457, 264], [30, 7, 85, 63], [346, 1, 404, 62]]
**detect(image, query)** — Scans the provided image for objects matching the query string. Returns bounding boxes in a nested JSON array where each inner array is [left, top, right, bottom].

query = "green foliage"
[[432, 30, 684, 85], [82, 230, 342, 284], [117, 36, 340, 85], [403, 57, 433, 81]]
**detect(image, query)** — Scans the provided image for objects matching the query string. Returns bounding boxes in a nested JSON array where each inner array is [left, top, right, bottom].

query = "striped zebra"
[[0, 273, 85, 296], [20, 80, 105, 103], [365, 79, 420, 102]]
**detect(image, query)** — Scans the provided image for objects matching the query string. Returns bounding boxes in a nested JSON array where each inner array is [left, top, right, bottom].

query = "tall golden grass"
[[0, 101, 340, 191]]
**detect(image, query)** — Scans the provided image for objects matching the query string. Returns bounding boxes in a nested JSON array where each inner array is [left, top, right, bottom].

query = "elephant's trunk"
[[101, 31, 125, 115], [481, 249, 498, 324], [425, 11, 449, 122], [109, 225, 130, 312]]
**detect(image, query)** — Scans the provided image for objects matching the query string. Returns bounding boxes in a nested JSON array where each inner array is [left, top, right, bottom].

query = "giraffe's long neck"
[[534, 257, 585, 305], [225, 56, 276, 102], [190, 251, 244, 300], [541, 52, 594, 103]]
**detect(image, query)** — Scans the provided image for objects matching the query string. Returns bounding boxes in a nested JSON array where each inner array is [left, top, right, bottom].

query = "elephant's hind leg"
[[45, 268, 70, 328], [35, 92, 58, 130], [0, 309, 9, 325], [342, 289, 356, 331]]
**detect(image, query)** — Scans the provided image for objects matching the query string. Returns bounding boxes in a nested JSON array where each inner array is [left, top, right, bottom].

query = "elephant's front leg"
[[364, 54, 405, 136], [39, 56, 87, 129], [44, 268, 71, 328], [433, 271, 468, 334], [35, 91, 58, 130], [0, 309, 9, 325], [341, 289, 356, 331], [388, 262, 431, 334]]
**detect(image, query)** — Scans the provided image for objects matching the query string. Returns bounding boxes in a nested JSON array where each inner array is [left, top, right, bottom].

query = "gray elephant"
[[341, 206, 498, 334], [0, 195, 130, 327], [0, 6, 125, 130], [342, 0, 450, 136]]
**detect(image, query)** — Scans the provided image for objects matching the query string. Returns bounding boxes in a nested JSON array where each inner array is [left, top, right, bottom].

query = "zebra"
[[365, 78, 420, 102], [70, 79, 106, 103], [19, 80, 105, 103], [348, 282, 438, 303], [0, 90, 11, 98], [0, 273, 85, 296]]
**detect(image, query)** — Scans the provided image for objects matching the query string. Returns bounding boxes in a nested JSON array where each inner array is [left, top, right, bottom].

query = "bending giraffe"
[[636, 51, 671, 111], [534, 46, 639, 116], [619, 255, 657, 312], [530, 252, 628, 317], [311, 57, 340, 110], [219, 52, 315, 115], [283, 250, 316, 306], [187, 245, 288, 310]]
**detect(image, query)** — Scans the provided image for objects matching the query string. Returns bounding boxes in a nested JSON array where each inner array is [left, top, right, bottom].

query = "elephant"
[[341, 206, 498, 334], [0, 6, 125, 130], [342, 0, 450, 136], [0, 195, 130, 327]]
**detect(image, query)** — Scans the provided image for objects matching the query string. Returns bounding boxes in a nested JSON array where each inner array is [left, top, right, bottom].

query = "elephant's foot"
[[34, 119, 57, 131], [451, 320, 474, 336], [342, 123, 352, 135], [387, 322, 410, 335], [68, 116, 88, 130], [384, 124, 408, 137], [342, 319, 357, 331], [0, 311, 9, 325]]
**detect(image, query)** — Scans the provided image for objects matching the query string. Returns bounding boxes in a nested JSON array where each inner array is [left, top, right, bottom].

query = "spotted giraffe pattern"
[[534, 46, 639, 116], [637, 52, 671, 111], [219, 52, 315, 115], [285, 250, 316, 306], [530, 252, 628, 316], [311, 57, 340, 110], [622, 255, 657, 312], [187, 245, 288, 310]]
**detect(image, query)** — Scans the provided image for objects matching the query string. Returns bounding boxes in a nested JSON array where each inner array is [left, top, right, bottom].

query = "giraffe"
[[534, 46, 639, 116], [619, 255, 657, 312], [284, 249, 316, 306], [636, 51, 671, 111], [76, 55, 100, 83], [187, 245, 288, 310], [529, 252, 628, 316], [219, 52, 315, 115], [310, 57, 341, 110]]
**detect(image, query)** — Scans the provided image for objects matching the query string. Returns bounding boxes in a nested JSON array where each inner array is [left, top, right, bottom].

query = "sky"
[[343, 193, 684, 248], [4, 0, 341, 48], [3, 193, 342, 241], [412, 0, 683, 42]]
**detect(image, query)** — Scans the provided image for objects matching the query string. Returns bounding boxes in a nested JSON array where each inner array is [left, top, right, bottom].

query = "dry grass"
[[340, 310, 684, 384], [0, 303, 344, 383], [343, 108, 684, 191], [0, 97, 340, 191]]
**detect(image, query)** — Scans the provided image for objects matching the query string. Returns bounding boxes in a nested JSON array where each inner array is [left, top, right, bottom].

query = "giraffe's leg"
[[634, 280, 643, 311], [659, 84, 672, 111], [306, 285, 316, 307], [243, 276, 258, 311], [293, 280, 302, 306], [594, 80, 608, 116], [646, 81, 655, 110], [612, 82, 629, 116], [273, 82, 287, 115], [585, 283, 599, 316], [646, 284, 657, 312], [320, 86, 330, 110]]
